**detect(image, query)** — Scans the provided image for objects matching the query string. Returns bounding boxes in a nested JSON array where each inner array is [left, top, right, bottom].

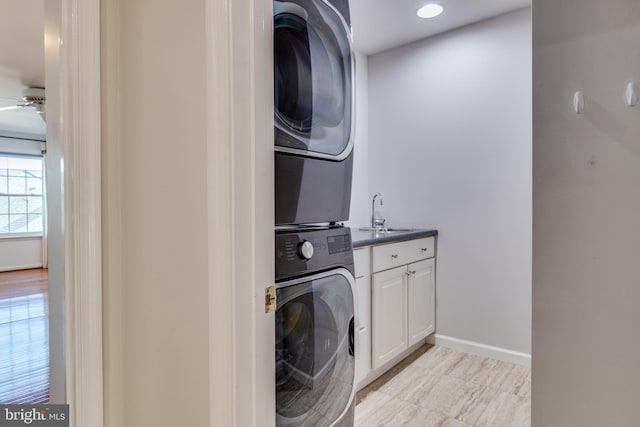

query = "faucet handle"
[[374, 217, 386, 227]]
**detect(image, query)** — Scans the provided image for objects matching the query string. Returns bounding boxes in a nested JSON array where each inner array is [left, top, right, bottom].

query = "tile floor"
[[355, 344, 530, 427]]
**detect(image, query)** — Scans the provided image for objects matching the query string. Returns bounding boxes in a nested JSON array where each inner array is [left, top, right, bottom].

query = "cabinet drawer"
[[371, 237, 434, 272], [353, 247, 370, 278], [407, 237, 435, 260]]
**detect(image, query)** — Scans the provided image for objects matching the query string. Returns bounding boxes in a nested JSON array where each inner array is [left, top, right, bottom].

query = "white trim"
[[206, 0, 235, 426], [60, 0, 104, 425], [426, 334, 531, 367], [100, 0, 123, 425], [240, 0, 277, 423], [207, 0, 275, 425], [0, 264, 43, 272], [0, 233, 43, 240], [43, 0, 65, 403]]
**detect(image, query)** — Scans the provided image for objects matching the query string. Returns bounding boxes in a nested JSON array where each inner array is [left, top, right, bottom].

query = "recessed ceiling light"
[[417, 3, 444, 19]]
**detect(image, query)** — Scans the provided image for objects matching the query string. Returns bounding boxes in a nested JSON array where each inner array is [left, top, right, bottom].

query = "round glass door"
[[274, 0, 354, 160], [275, 270, 355, 426]]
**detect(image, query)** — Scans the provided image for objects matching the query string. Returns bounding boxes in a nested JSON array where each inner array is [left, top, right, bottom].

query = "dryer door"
[[274, 0, 354, 161], [275, 268, 356, 426]]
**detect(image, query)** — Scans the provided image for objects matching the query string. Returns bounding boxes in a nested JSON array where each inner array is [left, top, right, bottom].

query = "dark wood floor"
[[0, 268, 49, 404]]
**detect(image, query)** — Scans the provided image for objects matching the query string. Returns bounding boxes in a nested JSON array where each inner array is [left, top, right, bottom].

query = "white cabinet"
[[407, 258, 435, 347], [371, 265, 408, 369], [353, 247, 370, 278], [356, 275, 371, 383], [371, 258, 435, 369], [354, 235, 437, 388], [353, 247, 371, 385], [371, 237, 434, 272]]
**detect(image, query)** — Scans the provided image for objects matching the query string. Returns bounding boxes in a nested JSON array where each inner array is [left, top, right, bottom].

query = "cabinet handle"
[[409, 270, 416, 275], [421, 248, 428, 252], [391, 254, 398, 259]]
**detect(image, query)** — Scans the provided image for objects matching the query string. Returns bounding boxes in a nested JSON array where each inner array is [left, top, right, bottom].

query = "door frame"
[[207, 0, 275, 425], [56, 0, 273, 425], [49, 0, 103, 425]]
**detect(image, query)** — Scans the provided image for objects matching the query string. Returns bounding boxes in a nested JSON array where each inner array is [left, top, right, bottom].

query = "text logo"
[[0, 405, 69, 426]]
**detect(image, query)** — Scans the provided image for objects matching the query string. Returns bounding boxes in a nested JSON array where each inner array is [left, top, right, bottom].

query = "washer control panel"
[[275, 226, 354, 281], [298, 240, 314, 260]]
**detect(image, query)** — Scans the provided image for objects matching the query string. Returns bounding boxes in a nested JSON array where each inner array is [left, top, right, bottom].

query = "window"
[[0, 155, 44, 235]]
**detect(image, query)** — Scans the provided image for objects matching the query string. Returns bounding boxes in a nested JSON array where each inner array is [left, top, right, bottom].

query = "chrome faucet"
[[371, 193, 385, 228]]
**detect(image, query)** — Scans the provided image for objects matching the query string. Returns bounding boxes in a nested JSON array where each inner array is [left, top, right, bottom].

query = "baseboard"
[[426, 334, 531, 367], [0, 263, 43, 272]]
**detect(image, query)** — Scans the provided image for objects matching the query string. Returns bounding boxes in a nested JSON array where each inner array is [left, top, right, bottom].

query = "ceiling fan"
[[0, 87, 46, 120]]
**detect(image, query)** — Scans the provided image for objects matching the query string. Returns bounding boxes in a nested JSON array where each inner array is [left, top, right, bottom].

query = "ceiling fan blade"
[[0, 105, 22, 112]]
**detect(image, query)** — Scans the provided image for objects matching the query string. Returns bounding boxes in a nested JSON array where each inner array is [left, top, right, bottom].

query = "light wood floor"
[[0, 268, 49, 404], [355, 344, 530, 427]]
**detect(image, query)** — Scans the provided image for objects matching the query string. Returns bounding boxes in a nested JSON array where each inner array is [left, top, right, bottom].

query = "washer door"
[[274, 0, 354, 161], [275, 268, 356, 426]]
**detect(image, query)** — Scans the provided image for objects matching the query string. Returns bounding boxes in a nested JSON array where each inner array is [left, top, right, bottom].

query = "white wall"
[[0, 137, 45, 272], [0, 137, 43, 155], [367, 9, 532, 357], [346, 51, 369, 227], [101, 0, 275, 426], [0, 237, 42, 271], [532, 1, 640, 425], [102, 0, 210, 425]]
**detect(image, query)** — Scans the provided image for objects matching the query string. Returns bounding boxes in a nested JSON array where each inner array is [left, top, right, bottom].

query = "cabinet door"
[[356, 275, 371, 384], [371, 265, 407, 370], [407, 258, 435, 347], [353, 247, 370, 279]]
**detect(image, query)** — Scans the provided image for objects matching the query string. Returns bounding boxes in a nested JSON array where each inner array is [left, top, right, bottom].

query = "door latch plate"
[[265, 285, 276, 313]]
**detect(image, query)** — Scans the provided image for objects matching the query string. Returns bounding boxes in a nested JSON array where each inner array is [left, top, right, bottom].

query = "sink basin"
[[358, 227, 416, 233]]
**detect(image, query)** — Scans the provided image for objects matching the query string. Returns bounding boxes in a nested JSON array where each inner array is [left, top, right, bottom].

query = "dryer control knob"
[[298, 240, 314, 260]]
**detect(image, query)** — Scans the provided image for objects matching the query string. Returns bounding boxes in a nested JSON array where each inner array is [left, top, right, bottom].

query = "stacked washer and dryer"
[[273, 0, 357, 426]]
